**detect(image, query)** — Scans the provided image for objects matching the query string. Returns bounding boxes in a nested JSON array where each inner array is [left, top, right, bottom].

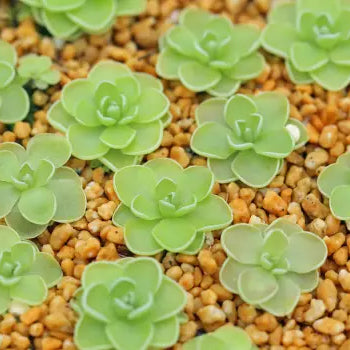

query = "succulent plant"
[[156, 8, 265, 96], [0, 134, 86, 238], [73, 257, 186, 350], [191, 92, 308, 187], [18, 54, 60, 89], [262, 0, 350, 91], [48, 61, 171, 172], [112, 158, 232, 255], [183, 325, 256, 350], [220, 219, 327, 316], [0, 40, 29, 123], [317, 152, 350, 220], [19, 0, 147, 40], [0, 225, 62, 314]]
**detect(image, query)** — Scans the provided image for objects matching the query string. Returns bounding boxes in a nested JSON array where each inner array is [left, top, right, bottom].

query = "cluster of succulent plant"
[[48, 60, 171, 172], [183, 325, 256, 350], [19, 0, 147, 40], [112, 158, 232, 255], [0, 40, 60, 123], [156, 8, 265, 96], [0, 225, 62, 314], [17, 54, 60, 89], [0, 40, 29, 123], [191, 92, 308, 187], [318, 152, 350, 220], [262, 0, 350, 91], [72, 257, 187, 350], [0, 134, 86, 238], [220, 219, 327, 316]]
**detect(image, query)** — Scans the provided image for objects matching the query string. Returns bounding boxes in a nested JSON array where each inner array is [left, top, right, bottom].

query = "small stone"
[[313, 317, 344, 335], [197, 305, 226, 324]]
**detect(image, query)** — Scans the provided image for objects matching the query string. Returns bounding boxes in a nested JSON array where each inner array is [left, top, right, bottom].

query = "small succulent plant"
[[156, 8, 265, 96], [0, 225, 62, 314], [0, 134, 86, 238], [183, 325, 256, 350], [73, 257, 187, 350], [317, 152, 350, 220], [0, 40, 29, 123], [220, 219, 327, 316], [48, 61, 171, 172], [19, 0, 147, 40], [262, 0, 350, 91], [191, 92, 308, 187], [112, 158, 232, 255], [18, 54, 60, 90]]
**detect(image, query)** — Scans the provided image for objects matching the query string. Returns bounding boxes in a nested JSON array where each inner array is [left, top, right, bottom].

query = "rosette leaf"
[[18, 54, 60, 89], [0, 134, 86, 238], [191, 92, 308, 187], [183, 325, 255, 350], [73, 257, 186, 350], [156, 8, 265, 96], [0, 40, 29, 124], [317, 152, 350, 220], [18, 0, 147, 40], [219, 219, 327, 316], [262, 0, 350, 90], [0, 225, 62, 314], [112, 158, 232, 255], [48, 61, 170, 172]]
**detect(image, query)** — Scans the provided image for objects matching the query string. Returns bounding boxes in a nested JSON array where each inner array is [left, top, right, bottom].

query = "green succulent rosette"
[[220, 219, 327, 316], [262, 0, 350, 91], [0, 40, 29, 124], [48, 61, 171, 172], [183, 325, 256, 350], [0, 134, 86, 238], [191, 92, 308, 188], [19, 0, 147, 40], [0, 225, 62, 314], [318, 152, 350, 220], [18, 54, 60, 90], [156, 8, 265, 97], [73, 257, 186, 350], [112, 158, 232, 255]]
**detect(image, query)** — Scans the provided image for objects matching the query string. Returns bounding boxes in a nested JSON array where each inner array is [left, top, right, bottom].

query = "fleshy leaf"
[[220, 258, 250, 294], [0, 183, 19, 218], [228, 52, 265, 80], [221, 224, 263, 264], [27, 134, 71, 168], [10, 275, 47, 305], [179, 62, 221, 91], [330, 185, 350, 220], [67, 0, 116, 32], [0, 85, 30, 123], [18, 187, 56, 225], [232, 149, 281, 187], [191, 122, 233, 159], [285, 232, 327, 273], [47, 101, 76, 133], [185, 194, 232, 231], [5, 204, 47, 239], [74, 314, 112, 350], [317, 163, 350, 197], [68, 124, 109, 159], [152, 218, 197, 252], [238, 267, 278, 304], [100, 149, 139, 172], [260, 276, 300, 316], [99, 125, 136, 149], [47, 167, 86, 223], [311, 62, 350, 91], [0, 226, 20, 253], [156, 48, 189, 79], [290, 42, 328, 72], [26, 252, 62, 288], [151, 277, 186, 322], [151, 317, 179, 348], [286, 270, 319, 292], [208, 155, 237, 183], [195, 97, 227, 126], [124, 218, 162, 255], [113, 165, 156, 207], [42, 11, 79, 39]]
